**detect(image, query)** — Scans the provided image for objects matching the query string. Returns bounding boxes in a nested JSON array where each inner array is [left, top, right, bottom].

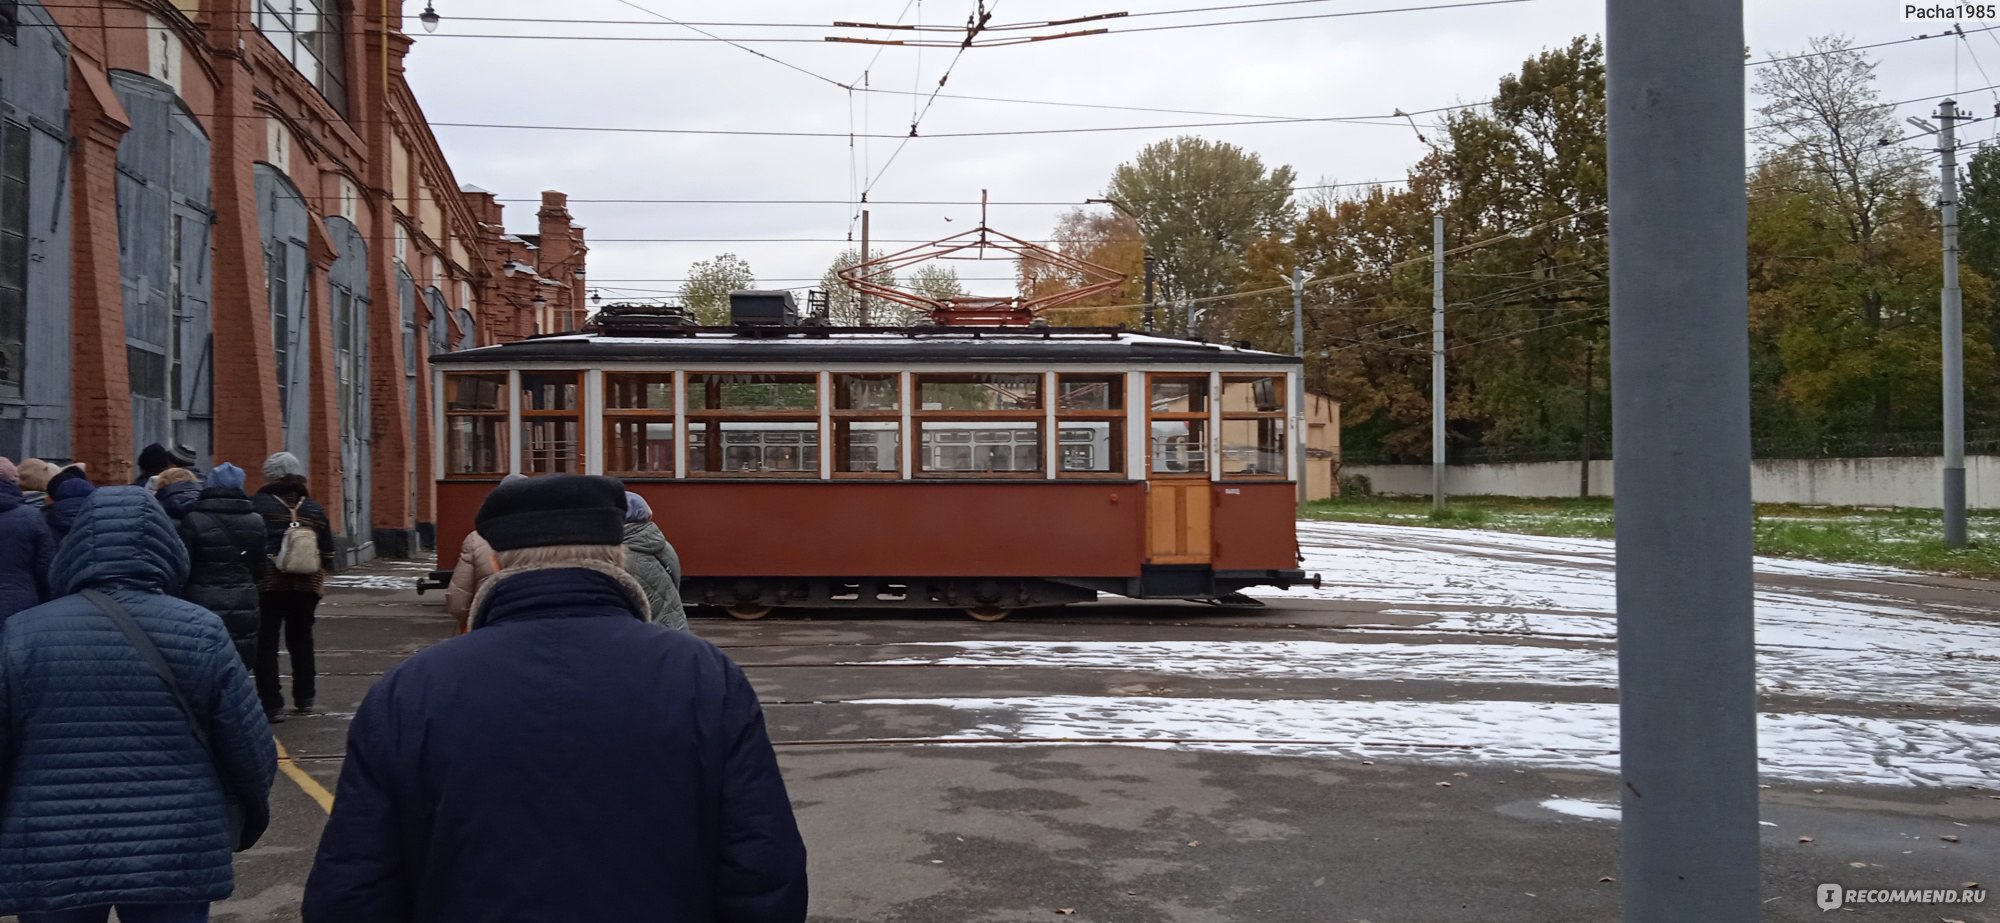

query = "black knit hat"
[[474, 474, 628, 552]]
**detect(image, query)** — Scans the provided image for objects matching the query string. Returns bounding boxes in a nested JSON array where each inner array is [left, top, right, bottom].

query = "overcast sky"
[[398, 0, 1976, 305]]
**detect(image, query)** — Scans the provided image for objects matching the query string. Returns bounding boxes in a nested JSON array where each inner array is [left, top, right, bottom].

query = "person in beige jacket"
[[445, 474, 524, 633]]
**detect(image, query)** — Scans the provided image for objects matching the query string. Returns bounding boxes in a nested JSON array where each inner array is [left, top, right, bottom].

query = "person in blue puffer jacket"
[[0, 487, 277, 923], [0, 457, 55, 623]]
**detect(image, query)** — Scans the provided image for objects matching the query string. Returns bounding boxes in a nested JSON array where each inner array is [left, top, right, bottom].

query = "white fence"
[[1346, 455, 2000, 509]]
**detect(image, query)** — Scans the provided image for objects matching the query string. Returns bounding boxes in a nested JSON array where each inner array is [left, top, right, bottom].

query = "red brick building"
[[0, 0, 586, 562]]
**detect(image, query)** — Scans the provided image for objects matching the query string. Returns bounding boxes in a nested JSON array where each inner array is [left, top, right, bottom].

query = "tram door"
[[1145, 374, 1213, 565]]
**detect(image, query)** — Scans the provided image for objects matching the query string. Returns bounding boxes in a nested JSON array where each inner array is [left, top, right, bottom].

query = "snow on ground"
[[325, 575, 418, 590], [853, 696, 2000, 789], [1540, 798, 1620, 822], [867, 639, 2000, 708], [1269, 521, 1999, 654]]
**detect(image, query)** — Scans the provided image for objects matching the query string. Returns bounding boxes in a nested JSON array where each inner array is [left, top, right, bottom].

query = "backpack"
[[274, 496, 323, 576]]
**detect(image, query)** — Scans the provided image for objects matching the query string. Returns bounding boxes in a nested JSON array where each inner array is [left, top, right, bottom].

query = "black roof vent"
[[729, 290, 799, 326]]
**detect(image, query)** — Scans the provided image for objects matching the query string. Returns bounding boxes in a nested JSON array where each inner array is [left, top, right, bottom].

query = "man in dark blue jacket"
[[303, 475, 808, 923], [0, 487, 276, 921]]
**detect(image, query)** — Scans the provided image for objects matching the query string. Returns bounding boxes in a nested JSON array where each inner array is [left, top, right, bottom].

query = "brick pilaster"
[[208, 15, 285, 478], [365, 10, 420, 553], [65, 55, 134, 483]]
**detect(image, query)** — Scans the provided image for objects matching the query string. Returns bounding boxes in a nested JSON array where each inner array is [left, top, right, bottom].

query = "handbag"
[[82, 589, 266, 852], [274, 497, 323, 576]]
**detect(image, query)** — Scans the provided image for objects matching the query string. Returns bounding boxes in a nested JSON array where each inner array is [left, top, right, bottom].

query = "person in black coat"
[[44, 464, 94, 545], [174, 463, 268, 668], [133, 442, 196, 487], [301, 475, 808, 923], [250, 452, 335, 722]]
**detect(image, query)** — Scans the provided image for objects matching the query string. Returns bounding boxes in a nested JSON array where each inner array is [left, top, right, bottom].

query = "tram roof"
[[429, 328, 1301, 367]]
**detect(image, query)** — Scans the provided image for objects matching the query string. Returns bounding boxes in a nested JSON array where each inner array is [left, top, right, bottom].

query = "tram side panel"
[[434, 479, 1148, 579]]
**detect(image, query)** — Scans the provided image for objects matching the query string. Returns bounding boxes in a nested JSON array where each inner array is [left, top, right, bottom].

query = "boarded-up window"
[[0, 122, 26, 400]]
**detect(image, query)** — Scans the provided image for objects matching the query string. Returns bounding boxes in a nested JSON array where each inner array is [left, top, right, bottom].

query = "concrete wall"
[[1346, 455, 2000, 509]]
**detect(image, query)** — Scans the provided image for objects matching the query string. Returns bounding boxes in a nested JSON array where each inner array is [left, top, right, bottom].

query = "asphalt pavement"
[[174, 525, 2000, 922]]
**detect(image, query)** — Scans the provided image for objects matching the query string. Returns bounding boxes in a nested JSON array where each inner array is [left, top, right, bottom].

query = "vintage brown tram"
[[427, 304, 1314, 620]]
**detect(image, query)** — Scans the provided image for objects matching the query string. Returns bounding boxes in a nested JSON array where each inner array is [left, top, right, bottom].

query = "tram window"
[[443, 372, 508, 476], [606, 373, 676, 478], [520, 372, 579, 411], [1222, 376, 1283, 414], [1221, 374, 1288, 479], [915, 373, 1042, 412], [687, 373, 818, 412], [606, 373, 673, 411], [1150, 420, 1210, 475], [833, 419, 900, 474], [523, 420, 581, 475], [1220, 418, 1287, 478], [1055, 374, 1125, 478], [686, 421, 819, 476], [446, 415, 509, 476], [916, 421, 1043, 475], [1057, 421, 1122, 475], [834, 373, 900, 412], [1150, 375, 1209, 414], [607, 420, 675, 477], [1056, 374, 1123, 412], [517, 371, 582, 474], [446, 372, 505, 413]]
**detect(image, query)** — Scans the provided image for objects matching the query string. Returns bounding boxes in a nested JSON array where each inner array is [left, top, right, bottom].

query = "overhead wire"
[[862, 0, 1001, 200], [495, 178, 1405, 206], [602, 0, 850, 88]]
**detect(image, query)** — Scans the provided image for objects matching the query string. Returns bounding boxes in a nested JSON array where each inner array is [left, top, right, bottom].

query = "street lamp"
[[419, 2, 440, 32]]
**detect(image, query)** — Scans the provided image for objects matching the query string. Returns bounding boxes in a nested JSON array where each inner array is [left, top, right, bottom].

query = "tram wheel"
[[965, 606, 1010, 622], [726, 604, 773, 621]]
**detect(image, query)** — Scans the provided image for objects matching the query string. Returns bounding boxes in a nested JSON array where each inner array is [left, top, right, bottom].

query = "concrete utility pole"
[[1143, 257, 1158, 332], [1432, 214, 1446, 512], [1290, 266, 1310, 510], [1608, 0, 1760, 920], [858, 209, 872, 326], [1940, 100, 1968, 547]]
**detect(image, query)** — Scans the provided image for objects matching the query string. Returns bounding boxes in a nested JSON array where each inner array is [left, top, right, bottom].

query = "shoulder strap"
[[280, 496, 303, 524], [81, 589, 211, 752]]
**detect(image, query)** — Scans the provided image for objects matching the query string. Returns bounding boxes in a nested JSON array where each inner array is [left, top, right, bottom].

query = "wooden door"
[[1147, 481, 1213, 564]]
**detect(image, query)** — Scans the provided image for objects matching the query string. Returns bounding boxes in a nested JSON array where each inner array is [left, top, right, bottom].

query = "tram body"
[[429, 325, 1312, 619]]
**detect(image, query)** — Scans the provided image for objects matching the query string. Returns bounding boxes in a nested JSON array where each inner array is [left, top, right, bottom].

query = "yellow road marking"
[[275, 738, 335, 815]]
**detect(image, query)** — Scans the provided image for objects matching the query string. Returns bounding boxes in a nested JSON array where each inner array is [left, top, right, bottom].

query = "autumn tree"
[[677, 253, 755, 325], [1749, 35, 1937, 435], [1107, 137, 1296, 336], [1019, 207, 1145, 327], [1294, 38, 1608, 462]]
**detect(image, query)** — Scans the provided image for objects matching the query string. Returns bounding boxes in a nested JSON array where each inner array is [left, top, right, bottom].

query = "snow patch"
[[871, 639, 2000, 709], [849, 695, 2000, 788], [1541, 798, 1619, 821]]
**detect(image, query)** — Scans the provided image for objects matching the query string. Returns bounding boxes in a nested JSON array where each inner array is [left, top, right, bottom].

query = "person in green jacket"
[[621, 492, 687, 630]]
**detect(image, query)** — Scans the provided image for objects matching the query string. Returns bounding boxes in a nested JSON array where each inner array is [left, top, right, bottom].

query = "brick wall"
[[31, 1, 576, 557]]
